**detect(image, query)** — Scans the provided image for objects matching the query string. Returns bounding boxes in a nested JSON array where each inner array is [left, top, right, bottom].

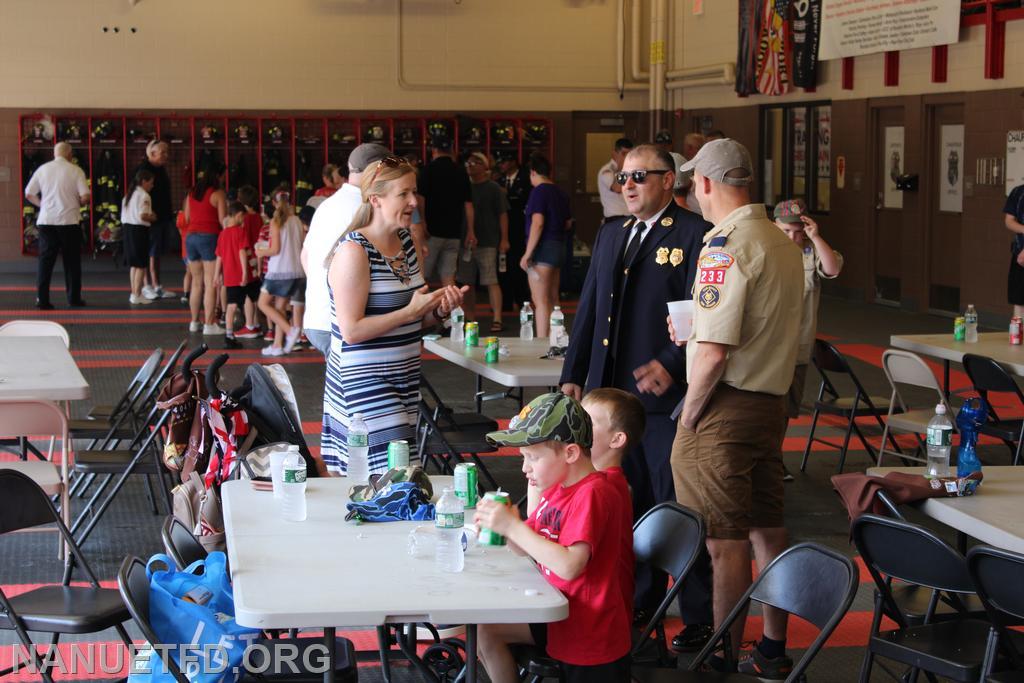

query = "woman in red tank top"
[[183, 162, 227, 334]]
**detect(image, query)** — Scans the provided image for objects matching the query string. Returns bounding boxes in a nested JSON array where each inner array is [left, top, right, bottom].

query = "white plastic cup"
[[667, 300, 694, 342], [269, 448, 293, 500]]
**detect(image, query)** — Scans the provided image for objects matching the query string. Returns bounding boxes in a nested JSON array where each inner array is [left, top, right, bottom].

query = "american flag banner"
[[756, 0, 792, 96]]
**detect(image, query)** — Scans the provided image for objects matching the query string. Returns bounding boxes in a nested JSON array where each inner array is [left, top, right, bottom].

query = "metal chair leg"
[[800, 408, 821, 471]]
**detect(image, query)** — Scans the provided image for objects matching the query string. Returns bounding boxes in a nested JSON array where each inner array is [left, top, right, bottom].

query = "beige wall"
[[0, 0, 647, 112], [671, 6, 1024, 110]]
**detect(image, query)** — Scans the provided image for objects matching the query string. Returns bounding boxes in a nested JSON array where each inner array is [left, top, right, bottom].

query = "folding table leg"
[[322, 626, 335, 683], [464, 624, 478, 683], [376, 625, 393, 683]]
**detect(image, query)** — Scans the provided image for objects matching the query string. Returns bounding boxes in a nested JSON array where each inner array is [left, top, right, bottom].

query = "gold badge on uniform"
[[660, 216, 674, 227], [655, 247, 670, 265], [669, 248, 684, 267]]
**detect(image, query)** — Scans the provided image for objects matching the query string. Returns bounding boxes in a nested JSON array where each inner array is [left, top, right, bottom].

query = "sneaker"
[[261, 345, 284, 357], [263, 330, 275, 342], [671, 623, 714, 653], [180, 295, 190, 305], [298, 333, 310, 348], [189, 321, 202, 333], [130, 294, 154, 305], [737, 645, 793, 680], [156, 287, 177, 299], [141, 285, 158, 300], [235, 326, 261, 339], [203, 323, 226, 336], [283, 327, 301, 354]]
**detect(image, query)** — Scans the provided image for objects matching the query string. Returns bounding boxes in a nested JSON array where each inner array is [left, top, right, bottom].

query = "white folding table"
[[890, 332, 1024, 397], [221, 477, 567, 683], [867, 465, 1024, 553], [0, 336, 89, 401], [423, 337, 563, 411]]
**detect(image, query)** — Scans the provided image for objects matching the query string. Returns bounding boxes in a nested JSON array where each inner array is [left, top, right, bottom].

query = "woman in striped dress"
[[320, 158, 466, 474]]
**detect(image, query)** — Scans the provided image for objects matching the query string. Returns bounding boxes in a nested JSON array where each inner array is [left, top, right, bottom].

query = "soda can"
[[484, 336, 500, 363], [1012, 317, 1022, 345], [478, 491, 512, 545], [465, 321, 480, 347], [387, 440, 410, 469], [954, 317, 966, 342], [453, 463, 479, 509]]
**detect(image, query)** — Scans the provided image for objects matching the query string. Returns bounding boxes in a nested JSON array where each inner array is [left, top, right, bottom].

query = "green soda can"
[[484, 336, 500, 363], [453, 463, 479, 508], [465, 321, 480, 347], [387, 440, 410, 469], [954, 317, 966, 341], [478, 490, 512, 546]]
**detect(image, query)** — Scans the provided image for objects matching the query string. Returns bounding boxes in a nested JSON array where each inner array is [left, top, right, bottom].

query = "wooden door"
[[872, 107, 905, 304], [926, 104, 965, 313], [570, 113, 641, 247]]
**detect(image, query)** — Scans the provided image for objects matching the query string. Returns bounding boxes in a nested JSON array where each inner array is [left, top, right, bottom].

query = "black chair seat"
[[891, 584, 988, 625], [0, 586, 129, 634], [989, 672, 1024, 683], [871, 619, 997, 680], [981, 420, 1024, 442], [814, 395, 896, 417], [74, 450, 162, 475], [87, 404, 117, 420], [67, 418, 135, 440], [244, 636, 357, 682], [511, 644, 562, 678], [421, 431, 496, 455]]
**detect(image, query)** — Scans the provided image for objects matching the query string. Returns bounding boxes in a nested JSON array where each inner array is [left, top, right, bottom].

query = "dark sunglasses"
[[368, 156, 412, 185], [615, 169, 671, 185]]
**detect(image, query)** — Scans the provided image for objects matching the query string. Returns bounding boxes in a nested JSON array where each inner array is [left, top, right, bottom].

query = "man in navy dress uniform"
[[560, 143, 714, 648]]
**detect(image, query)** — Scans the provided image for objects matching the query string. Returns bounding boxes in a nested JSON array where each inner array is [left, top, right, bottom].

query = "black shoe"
[[671, 623, 714, 653], [737, 645, 793, 680], [224, 337, 242, 349], [632, 608, 654, 627], [35, 301, 55, 311], [69, 300, 87, 307]]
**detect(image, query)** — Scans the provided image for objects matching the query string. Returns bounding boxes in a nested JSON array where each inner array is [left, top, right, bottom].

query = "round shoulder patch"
[[698, 285, 721, 309]]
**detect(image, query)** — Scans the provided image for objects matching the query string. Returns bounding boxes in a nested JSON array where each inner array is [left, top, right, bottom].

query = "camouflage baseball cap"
[[487, 393, 593, 448]]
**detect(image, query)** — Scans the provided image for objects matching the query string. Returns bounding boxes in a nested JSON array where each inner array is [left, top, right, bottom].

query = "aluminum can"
[[478, 491, 512, 546], [484, 336, 500, 363], [954, 317, 966, 342], [465, 321, 480, 347], [453, 463, 479, 509], [1012, 317, 1022, 345], [387, 440, 410, 469]]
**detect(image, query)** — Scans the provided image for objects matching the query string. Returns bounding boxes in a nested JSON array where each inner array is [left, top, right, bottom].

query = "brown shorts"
[[671, 383, 786, 540], [786, 363, 809, 419]]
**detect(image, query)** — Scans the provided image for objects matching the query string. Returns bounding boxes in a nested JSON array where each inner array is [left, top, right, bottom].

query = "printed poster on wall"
[[819, 0, 960, 61], [883, 126, 904, 209], [939, 125, 964, 213], [793, 108, 807, 195], [1007, 131, 1024, 196], [817, 106, 832, 211]]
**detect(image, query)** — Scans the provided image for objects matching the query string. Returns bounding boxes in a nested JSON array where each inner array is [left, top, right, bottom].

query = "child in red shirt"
[[237, 185, 264, 248], [477, 393, 633, 683], [215, 201, 260, 345]]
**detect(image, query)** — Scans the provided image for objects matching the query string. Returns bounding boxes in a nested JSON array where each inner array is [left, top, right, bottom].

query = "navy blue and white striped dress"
[[321, 228, 424, 474]]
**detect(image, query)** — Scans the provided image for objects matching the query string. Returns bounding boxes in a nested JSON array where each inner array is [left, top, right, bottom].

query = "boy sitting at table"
[[475, 392, 634, 683]]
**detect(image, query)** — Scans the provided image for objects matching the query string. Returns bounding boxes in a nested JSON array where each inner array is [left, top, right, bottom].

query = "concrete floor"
[[0, 259, 1007, 682]]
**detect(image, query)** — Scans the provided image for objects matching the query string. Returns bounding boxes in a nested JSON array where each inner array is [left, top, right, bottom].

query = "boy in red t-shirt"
[[237, 186, 264, 248], [476, 393, 633, 683], [214, 201, 260, 346]]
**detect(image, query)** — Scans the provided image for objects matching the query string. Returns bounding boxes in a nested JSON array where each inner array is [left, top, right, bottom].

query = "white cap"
[[935, 403, 946, 414]]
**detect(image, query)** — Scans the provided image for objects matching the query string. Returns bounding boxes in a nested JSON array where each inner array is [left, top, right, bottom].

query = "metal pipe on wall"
[[631, 0, 650, 82]]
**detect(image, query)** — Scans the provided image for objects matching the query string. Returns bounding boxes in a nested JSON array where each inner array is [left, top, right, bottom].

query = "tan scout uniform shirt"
[[796, 243, 844, 365], [686, 204, 804, 396]]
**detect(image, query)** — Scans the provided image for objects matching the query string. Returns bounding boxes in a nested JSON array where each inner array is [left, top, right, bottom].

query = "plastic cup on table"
[[667, 300, 694, 342]]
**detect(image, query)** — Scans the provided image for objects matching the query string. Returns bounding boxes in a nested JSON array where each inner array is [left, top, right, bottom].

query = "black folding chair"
[[118, 556, 359, 682], [962, 354, 1024, 465], [0, 470, 132, 683], [161, 515, 208, 569], [420, 373, 499, 432], [967, 545, 1024, 682], [416, 401, 500, 491], [800, 338, 903, 473], [853, 513, 992, 683], [68, 346, 165, 444], [634, 543, 859, 683]]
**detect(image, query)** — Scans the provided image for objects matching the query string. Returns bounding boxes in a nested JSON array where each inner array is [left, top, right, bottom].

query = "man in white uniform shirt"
[[596, 138, 633, 224], [301, 142, 390, 356], [24, 142, 90, 309]]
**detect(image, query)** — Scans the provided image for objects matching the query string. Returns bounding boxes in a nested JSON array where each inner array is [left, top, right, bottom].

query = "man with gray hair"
[[301, 142, 390, 356], [24, 142, 90, 309]]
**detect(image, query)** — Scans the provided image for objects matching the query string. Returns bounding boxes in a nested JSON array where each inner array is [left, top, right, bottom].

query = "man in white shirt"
[[301, 142, 390, 356], [596, 138, 633, 223], [25, 142, 90, 309]]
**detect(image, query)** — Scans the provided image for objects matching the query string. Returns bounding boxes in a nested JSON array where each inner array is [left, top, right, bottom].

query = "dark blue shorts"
[[185, 232, 218, 262], [531, 239, 565, 268]]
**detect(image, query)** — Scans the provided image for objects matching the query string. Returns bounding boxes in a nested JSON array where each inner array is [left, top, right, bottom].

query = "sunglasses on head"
[[369, 156, 412, 185], [615, 169, 671, 185]]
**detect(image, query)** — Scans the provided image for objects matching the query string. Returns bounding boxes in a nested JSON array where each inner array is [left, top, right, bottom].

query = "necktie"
[[622, 222, 645, 267]]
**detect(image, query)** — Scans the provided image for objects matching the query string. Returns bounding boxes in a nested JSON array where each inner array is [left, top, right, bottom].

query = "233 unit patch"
[[699, 267, 726, 285], [698, 285, 721, 309]]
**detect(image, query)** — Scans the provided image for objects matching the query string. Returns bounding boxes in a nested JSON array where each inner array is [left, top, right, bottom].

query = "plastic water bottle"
[[434, 488, 465, 573], [346, 414, 370, 483], [965, 304, 979, 343], [549, 306, 566, 347], [280, 449, 307, 522], [925, 403, 953, 478], [450, 306, 465, 343], [519, 302, 535, 341], [956, 397, 988, 478]]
